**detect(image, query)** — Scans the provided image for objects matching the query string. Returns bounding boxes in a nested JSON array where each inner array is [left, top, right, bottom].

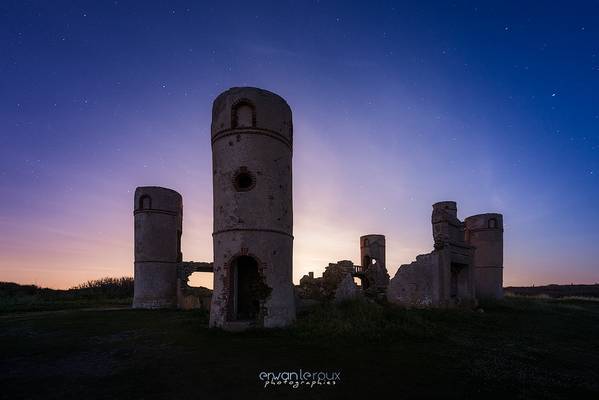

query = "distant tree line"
[[70, 277, 134, 298], [0, 277, 134, 300], [505, 284, 599, 298]]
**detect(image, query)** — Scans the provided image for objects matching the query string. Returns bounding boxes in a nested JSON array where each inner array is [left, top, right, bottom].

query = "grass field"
[[1, 296, 598, 399]]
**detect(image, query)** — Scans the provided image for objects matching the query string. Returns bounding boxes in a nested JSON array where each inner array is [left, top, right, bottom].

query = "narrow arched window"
[[232, 100, 256, 128], [139, 195, 151, 210], [488, 218, 497, 229]]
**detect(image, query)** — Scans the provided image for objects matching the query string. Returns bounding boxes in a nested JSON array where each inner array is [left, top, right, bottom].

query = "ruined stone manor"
[[132, 87, 504, 330]]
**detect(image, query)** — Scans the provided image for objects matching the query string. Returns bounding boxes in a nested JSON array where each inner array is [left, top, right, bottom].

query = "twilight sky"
[[1, 1, 598, 289]]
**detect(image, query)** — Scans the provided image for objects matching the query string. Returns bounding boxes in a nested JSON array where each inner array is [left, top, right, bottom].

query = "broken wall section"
[[297, 260, 363, 304], [387, 253, 438, 307], [387, 201, 476, 308], [177, 262, 213, 310]]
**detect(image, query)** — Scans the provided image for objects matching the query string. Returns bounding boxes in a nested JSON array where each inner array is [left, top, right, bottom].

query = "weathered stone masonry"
[[209, 87, 296, 329], [133, 186, 182, 309], [132, 87, 296, 330], [465, 213, 504, 300], [133, 186, 214, 310], [387, 202, 503, 307]]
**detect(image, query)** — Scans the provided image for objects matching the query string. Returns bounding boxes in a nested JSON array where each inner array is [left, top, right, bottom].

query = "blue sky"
[[1, 0, 598, 288]]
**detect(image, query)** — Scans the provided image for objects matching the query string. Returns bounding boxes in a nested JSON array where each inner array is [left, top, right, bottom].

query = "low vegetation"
[[1, 289, 598, 399], [0, 277, 133, 313], [505, 283, 599, 298]]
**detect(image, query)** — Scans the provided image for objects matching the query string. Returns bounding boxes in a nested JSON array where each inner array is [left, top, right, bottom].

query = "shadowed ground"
[[1, 297, 598, 399]]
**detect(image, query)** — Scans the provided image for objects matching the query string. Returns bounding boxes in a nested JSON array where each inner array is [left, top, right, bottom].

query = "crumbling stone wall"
[[387, 253, 437, 307], [297, 233, 392, 303], [177, 262, 213, 310], [334, 274, 362, 303], [297, 261, 356, 302], [387, 201, 476, 308], [297, 272, 326, 301], [322, 260, 355, 299], [298, 253, 391, 303]]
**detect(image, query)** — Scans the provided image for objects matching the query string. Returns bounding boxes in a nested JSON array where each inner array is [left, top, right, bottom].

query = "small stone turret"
[[359, 234, 389, 294], [465, 213, 504, 299], [360, 234, 386, 268], [133, 186, 182, 308]]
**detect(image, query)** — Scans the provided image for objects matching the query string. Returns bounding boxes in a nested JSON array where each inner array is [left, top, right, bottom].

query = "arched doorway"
[[228, 255, 267, 321]]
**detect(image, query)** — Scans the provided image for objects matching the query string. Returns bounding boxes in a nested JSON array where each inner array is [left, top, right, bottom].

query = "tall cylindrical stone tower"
[[464, 213, 504, 300], [209, 87, 295, 329], [133, 186, 182, 308]]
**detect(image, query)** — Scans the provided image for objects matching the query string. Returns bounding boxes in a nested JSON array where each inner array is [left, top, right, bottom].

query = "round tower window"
[[233, 167, 256, 192]]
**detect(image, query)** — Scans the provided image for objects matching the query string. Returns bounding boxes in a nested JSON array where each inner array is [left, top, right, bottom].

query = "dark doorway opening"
[[230, 255, 261, 321], [450, 263, 468, 300], [450, 264, 459, 298]]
